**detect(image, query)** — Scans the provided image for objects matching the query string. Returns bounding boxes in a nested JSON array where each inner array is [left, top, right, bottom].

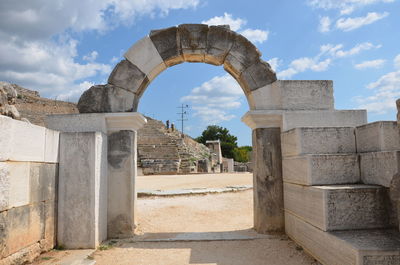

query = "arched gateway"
[[77, 24, 277, 112], [47, 24, 287, 248]]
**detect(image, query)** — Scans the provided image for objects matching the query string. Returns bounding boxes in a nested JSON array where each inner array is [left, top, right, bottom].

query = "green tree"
[[196, 125, 238, 158], [233, 146, 253, 162]]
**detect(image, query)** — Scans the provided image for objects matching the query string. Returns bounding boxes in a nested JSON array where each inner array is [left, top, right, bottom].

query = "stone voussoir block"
[[356, 121, 400, 153], [360, 151, 400, 187], [149, 26, 184, 67], [108, 59, 149, 97], [239, 60, 277, 92], [205, 25, 235, 65], [284, 183, 390, 231], [77, 84, 137, 113], [124, 36, 166, 81], [178, 24, 209, 62], [283, 154, 360, 185], [223, 33, 261, 78], [282, 127, 356, 157]]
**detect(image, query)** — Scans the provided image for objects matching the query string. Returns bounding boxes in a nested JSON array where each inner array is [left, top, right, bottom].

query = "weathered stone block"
[[178, 24, 209, 62], [282, 127, 356, 157], [44, 129, 59, 163], [283, 154, 360, 185], [0, 203, 44, 259], [124, 36, 166, 81], [224, 33, 261, 78], [282, 110, 367, 131], [107, 130, 136, 238], [46, 113, 108, 134], [205, 25, 235, 65], [356, 121, 400, 153], [149, 26, 184, 67], [0, 116, 47, 162], [42, 201, 56, 251], [285, 212, 400, 265], [58, 132, 107, 249], [0, 162, 30, 212], [108, 59, 149, 96], [29, 163, 57, 203], [239, 60, 277, 92], [77, 84, 137, 113], [360, 151, 400, 187], [284, 183, 390, 231], [248, 80, 334, 111]]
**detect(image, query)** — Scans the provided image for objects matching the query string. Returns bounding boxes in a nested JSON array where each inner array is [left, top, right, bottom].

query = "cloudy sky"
[[0, 0, 399, 145]]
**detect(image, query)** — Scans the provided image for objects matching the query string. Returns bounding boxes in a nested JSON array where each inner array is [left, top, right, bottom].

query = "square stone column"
[[105, 114, 146, 238], [242, 111, 284, 233]]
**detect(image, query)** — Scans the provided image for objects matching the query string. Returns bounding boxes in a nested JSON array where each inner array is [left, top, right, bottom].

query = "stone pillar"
[[391, 99, 400, 230], [58, 132, 108, 248], [104, 114, 146, 238], [242, 111, 284, 233]]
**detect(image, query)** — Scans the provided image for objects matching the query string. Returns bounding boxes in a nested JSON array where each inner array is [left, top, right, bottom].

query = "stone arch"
[[77, 24, 277, 112]]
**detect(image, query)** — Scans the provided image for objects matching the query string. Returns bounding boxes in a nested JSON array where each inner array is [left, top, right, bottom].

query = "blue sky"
[[0, 0, 399, 146]]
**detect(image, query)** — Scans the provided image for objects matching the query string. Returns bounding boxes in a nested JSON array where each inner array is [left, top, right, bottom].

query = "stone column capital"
[[241, 110, 283, 130], [105, 113, 147, 132]]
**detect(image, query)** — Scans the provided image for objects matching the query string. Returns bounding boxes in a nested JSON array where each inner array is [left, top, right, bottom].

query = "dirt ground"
[[136, 172, 253, 191], [31, 173, 318, 265]]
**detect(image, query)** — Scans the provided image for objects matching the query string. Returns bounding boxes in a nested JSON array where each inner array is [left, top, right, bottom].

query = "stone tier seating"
[[282, 122, 400, 265], [137, 117, 210, 174]]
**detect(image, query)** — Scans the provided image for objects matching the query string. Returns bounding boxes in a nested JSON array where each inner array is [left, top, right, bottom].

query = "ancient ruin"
[[1, 24, 400, 265]]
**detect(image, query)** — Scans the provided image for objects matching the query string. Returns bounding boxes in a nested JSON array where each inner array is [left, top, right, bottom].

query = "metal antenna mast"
[[177, 104, 189, 138]]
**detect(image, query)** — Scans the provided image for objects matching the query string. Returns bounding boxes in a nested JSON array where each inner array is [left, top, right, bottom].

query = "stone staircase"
[[282, 122, 400, 264], [137, 117, 210, 174]]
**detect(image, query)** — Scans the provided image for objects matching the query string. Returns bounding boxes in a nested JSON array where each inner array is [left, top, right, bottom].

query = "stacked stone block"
[[0, 116, 59, 265], [282, 123, 400, 264]]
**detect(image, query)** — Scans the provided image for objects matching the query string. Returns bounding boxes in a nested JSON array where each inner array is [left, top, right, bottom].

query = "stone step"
[[282, 127, 356, 157], [284, 183, 390, 231], [283, 154, 360, 185], [360, 151, 400, 187], [282, 110, 367, 131], [356, 121, 400, 153], [285, 212, 400, 265]]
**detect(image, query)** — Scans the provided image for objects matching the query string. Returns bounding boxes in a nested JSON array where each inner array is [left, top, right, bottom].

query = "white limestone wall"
[[0, 115, 59, 265]]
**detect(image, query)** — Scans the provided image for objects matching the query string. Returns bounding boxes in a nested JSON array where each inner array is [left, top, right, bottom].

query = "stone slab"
[[356, 121, 400, 153], [46, 113, 108, 133], [282, 110, 367, 131], [58, 132, 107, 249], [282, 127, 356, 157], [360, 151, 400, 187], [285, 212, 400, 265], [29, 163, 58, 204], [124, 36, 167, 80], [0, 162, 30, 211], [284, 183, 390, 231], [44, 129, 60, 163], [0, 116, 47, 162], [283, 154, 360, 185], [249, 80, 334, 111], [0, 203, 45, 259]]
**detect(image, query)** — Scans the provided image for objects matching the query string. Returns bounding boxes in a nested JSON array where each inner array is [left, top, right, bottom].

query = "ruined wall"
[[0, 115, 59, 265], [137, 117, 211, 174]]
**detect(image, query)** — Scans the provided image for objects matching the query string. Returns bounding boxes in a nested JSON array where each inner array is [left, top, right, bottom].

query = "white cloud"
[[83, 51, 99, 62], [319, 16, 332, 32], [202, 13, 269, 44], [354, 54, 400, 114], [278, 42, 381, 79], [0, 0, 200, 100], [394, 54, 400, 69], [267, 58, 282, 72], [201, 13, 246, 31], [336, 12, 389, 31], [240, 29, 269, 44], [307, 0, 395, 15], [181, 74, 244, 124], [354, 59, 385, 69]]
